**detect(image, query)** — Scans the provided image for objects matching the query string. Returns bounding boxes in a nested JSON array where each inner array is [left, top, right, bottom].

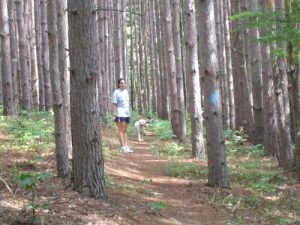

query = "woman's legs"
[[123, 122, 128, 147], [116, 122, 125, 147], [116, 120, 131, 152]]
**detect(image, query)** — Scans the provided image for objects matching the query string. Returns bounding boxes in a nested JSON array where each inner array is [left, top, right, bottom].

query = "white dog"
[[134, 117, 151, 142]]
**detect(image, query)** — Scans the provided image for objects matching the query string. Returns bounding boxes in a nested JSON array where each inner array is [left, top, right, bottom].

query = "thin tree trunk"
[[28, 0, 39, 111], [48, 0, 69, 177], [273, 0, 293, 168], [259, 0, 278, 156], [223, 0, 235, 129], [7, 0, 19, 111], [184, 0, 205, 157], [171, 0, 186, 142], [34, 0, 45, 111], [41, 0, 52, 110], [247, 0, 264, 144], [15, 0, 30, 110], [0, 0, 16, 115], [113, 0, 123, 80], [162, 0, 179, 136], [57, 0, 72, 159]]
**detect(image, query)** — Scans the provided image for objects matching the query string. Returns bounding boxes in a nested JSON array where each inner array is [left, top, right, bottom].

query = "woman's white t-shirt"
[[112, 89, 130, 117]]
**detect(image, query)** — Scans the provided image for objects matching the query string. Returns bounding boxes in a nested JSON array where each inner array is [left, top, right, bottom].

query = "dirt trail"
[[0, 131, 228, 225], [103, 134, 227, 225]]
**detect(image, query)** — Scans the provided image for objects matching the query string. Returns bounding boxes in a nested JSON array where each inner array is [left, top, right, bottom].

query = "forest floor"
[[0, 116, 300, 225], [0, 128, 227, 225]]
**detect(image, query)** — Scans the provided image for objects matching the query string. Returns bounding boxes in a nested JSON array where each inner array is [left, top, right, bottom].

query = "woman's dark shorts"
[[115, 117, 130, 123]]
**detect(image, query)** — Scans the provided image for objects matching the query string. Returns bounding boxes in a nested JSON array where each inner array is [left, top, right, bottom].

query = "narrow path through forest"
[[101, 132, 227, 225], [0, 130, 229, 225]]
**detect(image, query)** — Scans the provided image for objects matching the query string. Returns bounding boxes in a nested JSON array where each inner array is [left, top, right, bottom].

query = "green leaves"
[[147, 201, 167, 210], [18, 172, 51, 190]]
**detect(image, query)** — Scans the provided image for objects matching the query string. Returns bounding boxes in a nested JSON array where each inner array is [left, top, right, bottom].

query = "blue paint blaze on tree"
[[210, 91, 218, 106]]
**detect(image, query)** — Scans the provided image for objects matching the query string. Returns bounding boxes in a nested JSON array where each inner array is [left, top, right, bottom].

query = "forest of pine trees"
[[0, 0, 300, 198]]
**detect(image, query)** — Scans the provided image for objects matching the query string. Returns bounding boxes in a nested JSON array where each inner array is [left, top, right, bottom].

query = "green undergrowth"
[[0, 106, 54, 152], [148, 119, 300, 225], [1, 108, 299, 225]]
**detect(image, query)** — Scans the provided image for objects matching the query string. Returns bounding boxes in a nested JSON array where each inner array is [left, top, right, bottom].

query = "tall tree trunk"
[[248, 0, 264, 144], [273, 0, 293, 168], [239, 0, 255, 141], [259, 0, 278, 156], [184, 0, 205, 157], [68, 0, 107, 198], [48, 0, 69, 178], [171, 0, 186, 142], [0, 0, 15, 115], [28, 0, 39, 111], [230, 0, 244, 129], [15, 0, 30, 110], [223, 0, 235, 129], [7, 0, 19, 111], [34, 0, 45, 111], [121, 0, 128, 83], [162, 0, 179, 136], [158, 0, 168, 119], [57, 0, 72, 159], [113, 0, 123, 80], [41, 0, 52, 110], [199, 0, 229, 187], [149, 0, 156, 113]]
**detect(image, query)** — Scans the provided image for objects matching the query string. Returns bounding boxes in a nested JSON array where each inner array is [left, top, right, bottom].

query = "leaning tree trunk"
[[0, 0, 15, 115], [198, 0, 229, 187], [184, 0, 205, 158], [68, 0, 107, 199]]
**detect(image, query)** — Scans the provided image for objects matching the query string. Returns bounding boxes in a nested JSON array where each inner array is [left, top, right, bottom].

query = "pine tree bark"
[[247, 0, 264, 144], [57, 0, 72, 159], [28, 0, 39, 111], [171, 0, 186, 142], [68, 0, 107, 198], [199, 0, 229, 187], [7, 1, 18, 111], [158, 0, 168, 119], [162, 0, 179, 136], [48, 0, 69, 177], [0, 0, 15, 115], [113, 0, 123, 80], [223, 0, 235, 129], [41, 0, 52, 110], [259, 0, 278, 156], [184, 0, 205, 157], [34, 0, 45, 111], [15, 0, 30, 110], [273, 0, 293, 168]]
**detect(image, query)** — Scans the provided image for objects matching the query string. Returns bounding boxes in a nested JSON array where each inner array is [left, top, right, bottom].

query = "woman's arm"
[[112, 104, 117, 116]]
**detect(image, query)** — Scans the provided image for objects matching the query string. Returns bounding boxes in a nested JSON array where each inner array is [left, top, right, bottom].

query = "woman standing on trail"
[[112, 78, 133, 153]]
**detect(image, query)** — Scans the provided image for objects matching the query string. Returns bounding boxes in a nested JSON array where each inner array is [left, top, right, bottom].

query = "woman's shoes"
[[120, 146, 133, 153]]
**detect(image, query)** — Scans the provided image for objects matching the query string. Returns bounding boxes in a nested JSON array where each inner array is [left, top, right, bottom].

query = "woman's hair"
[[117, 78, 126, 88]]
